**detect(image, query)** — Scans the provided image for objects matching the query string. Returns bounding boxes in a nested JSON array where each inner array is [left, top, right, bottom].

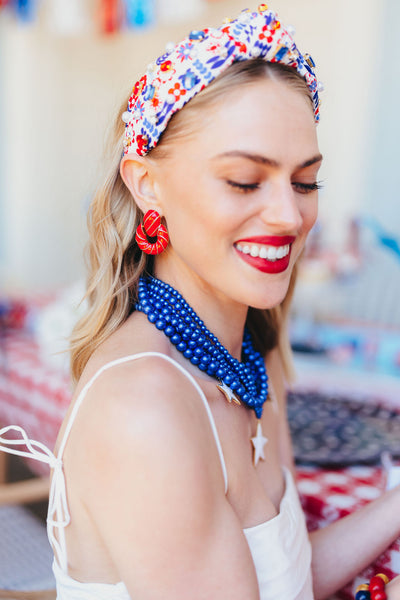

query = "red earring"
[[135, 210, 169, 255]]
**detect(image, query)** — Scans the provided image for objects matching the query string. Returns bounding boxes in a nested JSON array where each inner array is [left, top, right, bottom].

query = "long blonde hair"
[[70, 59, 312, 383]]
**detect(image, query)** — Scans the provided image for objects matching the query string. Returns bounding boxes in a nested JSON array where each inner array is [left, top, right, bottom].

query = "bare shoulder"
[[68, 353, 257, 597], [68, 352, 225, 495]]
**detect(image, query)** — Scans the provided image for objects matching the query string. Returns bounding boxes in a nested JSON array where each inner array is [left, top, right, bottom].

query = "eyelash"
[[227, 180, 323, 194], [227, 180, 260, 193], [293, 181, 323, 194]]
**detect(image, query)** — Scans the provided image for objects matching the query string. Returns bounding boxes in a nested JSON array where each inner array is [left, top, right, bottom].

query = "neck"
[[154, 267, 248, 361]]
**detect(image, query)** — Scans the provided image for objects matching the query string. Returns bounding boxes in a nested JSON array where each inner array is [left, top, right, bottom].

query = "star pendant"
[[251, 420, 268, 466], [216, 381, 241, 405]]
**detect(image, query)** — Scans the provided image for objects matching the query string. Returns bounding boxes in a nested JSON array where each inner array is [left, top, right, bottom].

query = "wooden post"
[[0, 476, 50, 505]]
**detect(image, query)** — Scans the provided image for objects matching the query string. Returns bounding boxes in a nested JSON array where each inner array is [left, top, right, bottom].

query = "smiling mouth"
[[235, 242, 291, 262]]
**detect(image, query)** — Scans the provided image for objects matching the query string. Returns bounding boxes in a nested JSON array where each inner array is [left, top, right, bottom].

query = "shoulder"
[[68, 351, 225, 496]]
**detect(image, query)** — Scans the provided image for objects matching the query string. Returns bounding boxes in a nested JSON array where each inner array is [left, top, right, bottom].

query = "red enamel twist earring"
[[135, 210, 169, 255]]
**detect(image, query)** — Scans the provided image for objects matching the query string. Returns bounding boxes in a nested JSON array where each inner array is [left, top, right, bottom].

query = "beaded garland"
[[122, 4, 320, 156], [135, 276, 269, 420], [355, 573, 390, 600]]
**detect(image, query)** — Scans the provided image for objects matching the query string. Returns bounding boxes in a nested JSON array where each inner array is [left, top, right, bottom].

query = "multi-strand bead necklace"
[[135, 276, 270, 465]]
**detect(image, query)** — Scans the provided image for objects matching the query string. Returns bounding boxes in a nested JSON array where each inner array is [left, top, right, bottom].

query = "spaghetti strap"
[[58, 352, 228, 492], [0, 352, 228, 574]]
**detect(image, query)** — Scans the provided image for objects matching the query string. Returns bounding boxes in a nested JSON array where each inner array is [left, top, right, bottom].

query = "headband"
[[122, 4, 320, 157]]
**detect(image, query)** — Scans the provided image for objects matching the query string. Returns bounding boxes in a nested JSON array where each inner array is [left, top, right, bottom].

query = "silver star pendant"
[[251, 420, 268, 466], [216, 381, 241, 405]]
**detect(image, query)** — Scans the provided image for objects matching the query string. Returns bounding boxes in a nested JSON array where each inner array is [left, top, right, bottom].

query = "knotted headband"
[[122, 4, 320, 157]]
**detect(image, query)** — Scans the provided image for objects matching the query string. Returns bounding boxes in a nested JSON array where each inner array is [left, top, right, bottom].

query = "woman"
[[1, 5, 400, 600]]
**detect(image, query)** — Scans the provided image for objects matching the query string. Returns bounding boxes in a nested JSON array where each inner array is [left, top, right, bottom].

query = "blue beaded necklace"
[[135, 276, 269, 420]]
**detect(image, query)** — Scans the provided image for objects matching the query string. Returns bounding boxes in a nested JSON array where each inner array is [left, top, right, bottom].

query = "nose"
[[259, 181, 303, 234]]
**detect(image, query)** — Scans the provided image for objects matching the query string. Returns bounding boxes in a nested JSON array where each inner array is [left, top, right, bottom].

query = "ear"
[[120, 155, 160, 214]]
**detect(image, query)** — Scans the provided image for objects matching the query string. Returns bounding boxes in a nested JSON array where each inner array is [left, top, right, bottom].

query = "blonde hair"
[[70, 59, 312, 383]]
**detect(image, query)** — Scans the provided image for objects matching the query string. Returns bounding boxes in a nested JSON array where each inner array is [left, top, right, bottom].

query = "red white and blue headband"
[[122, 4, 321, 157]]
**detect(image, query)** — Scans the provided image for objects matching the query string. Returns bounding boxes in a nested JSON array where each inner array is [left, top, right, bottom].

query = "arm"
[[80, 357, 260, 599], [310, 485, 400, 599]]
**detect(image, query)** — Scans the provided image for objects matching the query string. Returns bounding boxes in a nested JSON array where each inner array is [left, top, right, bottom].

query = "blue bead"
[[355, 592, 370, 600], [189, 30, 206, 41], [136, 275, 269, 419], [182, 71, 199, 90]]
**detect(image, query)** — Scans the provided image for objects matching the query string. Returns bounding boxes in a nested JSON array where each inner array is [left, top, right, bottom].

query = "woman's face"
[[150, 77, 322, 312]]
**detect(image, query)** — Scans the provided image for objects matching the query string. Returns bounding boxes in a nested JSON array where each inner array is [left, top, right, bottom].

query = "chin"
[[244, 285, 291, 311]]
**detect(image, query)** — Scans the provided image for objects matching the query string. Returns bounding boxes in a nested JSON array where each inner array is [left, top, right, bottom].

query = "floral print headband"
[[122, 4, 321, 157]]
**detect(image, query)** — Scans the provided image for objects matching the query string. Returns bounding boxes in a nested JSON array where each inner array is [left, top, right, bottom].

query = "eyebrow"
[[213, 150, 323, 170]]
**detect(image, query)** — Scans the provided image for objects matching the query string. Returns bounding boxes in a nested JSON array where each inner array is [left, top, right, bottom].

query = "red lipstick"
[[236, 235, 296, 246], [234, 236, 296, 274]]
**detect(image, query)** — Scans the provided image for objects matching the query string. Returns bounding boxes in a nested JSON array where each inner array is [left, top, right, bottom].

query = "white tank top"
[[0, 352, 313, 600]]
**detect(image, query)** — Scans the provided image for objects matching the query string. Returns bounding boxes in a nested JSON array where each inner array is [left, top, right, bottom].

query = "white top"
[[0, 352, 314, 599]]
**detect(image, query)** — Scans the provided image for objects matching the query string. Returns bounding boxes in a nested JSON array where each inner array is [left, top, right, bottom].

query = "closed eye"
[[292, 181, 323, 194], [227, 180, 260, 193]]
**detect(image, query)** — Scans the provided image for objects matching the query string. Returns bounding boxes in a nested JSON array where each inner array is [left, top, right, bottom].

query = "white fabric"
[[0, 351, 314, 599], [243, 467, 314, 600]]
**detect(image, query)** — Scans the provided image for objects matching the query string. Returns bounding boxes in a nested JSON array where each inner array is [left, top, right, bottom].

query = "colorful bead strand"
[[355, 573, 390, 600]]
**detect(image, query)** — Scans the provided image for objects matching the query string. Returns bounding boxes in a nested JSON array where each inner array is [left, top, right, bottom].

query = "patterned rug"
[[288, 390, 400, 467], [0, 505, 55, 590]]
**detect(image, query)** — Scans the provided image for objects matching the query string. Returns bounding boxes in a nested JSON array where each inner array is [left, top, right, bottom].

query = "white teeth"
[[276, 246, 286, 259], [236, 242, 290, 261]]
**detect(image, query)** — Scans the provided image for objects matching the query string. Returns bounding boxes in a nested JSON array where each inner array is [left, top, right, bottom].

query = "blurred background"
[[0, 1, 400, 592], [0, 0, 399, 381]]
